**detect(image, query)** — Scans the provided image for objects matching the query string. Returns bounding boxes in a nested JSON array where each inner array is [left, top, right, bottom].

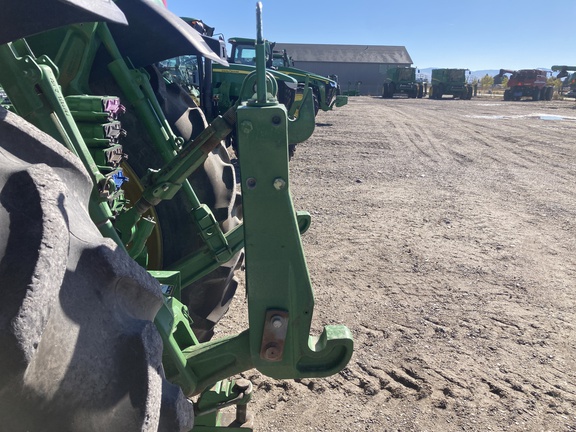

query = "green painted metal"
[[192, 378, 253, 431], [236, 101, 353, 378], [210, 64, 297, 115], [0, 40, 124, 245], [334, 94, 348, 107], [155, 17, 318, 148], [156, 51, 315, 146], [22, 19, 240, 282], [49, 21, 242, 277], [0, 1, 353, 429], [195, 61, 315, 146], [430, 68, 472, 100], [382, 66, 424, 99], [229, 39, 348, 113], [149, 13, 352, 399], [236, 12, 353, 378]]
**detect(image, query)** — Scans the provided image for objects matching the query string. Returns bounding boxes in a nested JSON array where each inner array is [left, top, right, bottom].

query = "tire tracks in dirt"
[[225, 97, 576, 432]]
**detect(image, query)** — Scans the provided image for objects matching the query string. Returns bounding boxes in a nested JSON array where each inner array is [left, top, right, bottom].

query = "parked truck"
[[0, 1, 352, 430], [429, 68, 473, 100], [382, 66, 424, 99], [494, 69, 553, 101]]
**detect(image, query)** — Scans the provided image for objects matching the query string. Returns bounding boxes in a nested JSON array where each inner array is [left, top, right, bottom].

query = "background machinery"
[[494, 69, 553, 101], [154, 19, 299, 120], [429, 68, 473, 100], [0, 1, 352, 430], [228, 37, 348, 115], [382, 66, 424, 99], [551, 65, 576, 98], [156, 20, 315, 157]]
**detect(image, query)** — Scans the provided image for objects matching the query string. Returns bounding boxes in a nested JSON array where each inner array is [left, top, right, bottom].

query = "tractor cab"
[[228, 37, 274, 68]]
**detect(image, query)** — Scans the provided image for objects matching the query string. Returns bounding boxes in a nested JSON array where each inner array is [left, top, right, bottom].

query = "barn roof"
[[273, 43, 412, 64]]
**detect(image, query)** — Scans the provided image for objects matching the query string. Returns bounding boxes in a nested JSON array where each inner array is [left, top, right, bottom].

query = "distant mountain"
[[417, 67, 500, 83], [469, 70, 500, 79]]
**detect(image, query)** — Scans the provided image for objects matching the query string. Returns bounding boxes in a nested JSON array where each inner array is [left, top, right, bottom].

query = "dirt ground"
[[218, 95, 576, 431]]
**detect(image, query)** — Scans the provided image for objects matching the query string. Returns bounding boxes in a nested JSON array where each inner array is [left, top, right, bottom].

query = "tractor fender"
[[108, 0, 228, 68], [0, 0, 127, 45]]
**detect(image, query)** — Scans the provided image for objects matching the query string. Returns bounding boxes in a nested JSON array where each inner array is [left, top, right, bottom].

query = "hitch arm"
[[236, 100, 353, 378], [237, 3, 352, 378], [155, 1, 352, 400]]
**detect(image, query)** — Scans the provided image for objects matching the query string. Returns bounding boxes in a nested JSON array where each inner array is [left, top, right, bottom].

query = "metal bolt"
[[240, 120, 253, 134], [236, 404, 248, 424], [234, 379, 252, 392], [271, 315, 283, 329], [246, 177, 257, 189], [273, 177, 286, 190], [264, 343, 280, 360]]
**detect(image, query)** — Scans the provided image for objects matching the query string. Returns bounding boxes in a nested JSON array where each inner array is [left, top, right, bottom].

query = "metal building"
[[274, 43, 413, 96]]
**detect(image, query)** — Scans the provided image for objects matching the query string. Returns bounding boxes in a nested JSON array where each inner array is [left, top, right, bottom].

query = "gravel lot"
[[220, 95, 576, 432]]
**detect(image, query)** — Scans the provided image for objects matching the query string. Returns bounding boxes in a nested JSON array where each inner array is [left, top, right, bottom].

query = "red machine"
[[494, 69, 553, 101]]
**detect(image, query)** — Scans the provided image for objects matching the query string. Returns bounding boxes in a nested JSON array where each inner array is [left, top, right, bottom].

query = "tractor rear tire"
[[90, 65, 243, 343], [0, 107, 194, 431], [546, 86, 554, 101], [435, 86, 443, 100], [289, 144, 296, 160], [533, 88, 541, 101], [312, 93, 320, 116]]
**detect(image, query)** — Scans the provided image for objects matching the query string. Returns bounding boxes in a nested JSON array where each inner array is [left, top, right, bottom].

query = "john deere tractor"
[[228, 37, 348, 115], [429, 68, 473, 100], [155, 19, 315, 157], [494, 69, 553, 101], [551, 65, 576, 97], [382, 66, 424, 99], [0, 1, 353, 431], [154, 20, 299, 119]]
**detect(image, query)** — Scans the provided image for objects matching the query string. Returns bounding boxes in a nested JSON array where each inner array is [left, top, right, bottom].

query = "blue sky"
[[166, 0, 576, 71]]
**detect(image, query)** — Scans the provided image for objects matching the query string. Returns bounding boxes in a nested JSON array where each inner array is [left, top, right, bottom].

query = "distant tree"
[[501, 75, 509, 88], [548, 76, 563, 90], [480, 74, 494, 89]]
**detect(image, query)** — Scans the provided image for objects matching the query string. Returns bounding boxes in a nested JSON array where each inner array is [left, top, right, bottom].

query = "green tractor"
[[382, 66, 424, 99], [155, 20, 300, 120], [0, 1, 353, 431], [155, 19, 316, 156], [429, 68, 473, 100], [552, 65, 576, 98], [228, 37, 348, 115]]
